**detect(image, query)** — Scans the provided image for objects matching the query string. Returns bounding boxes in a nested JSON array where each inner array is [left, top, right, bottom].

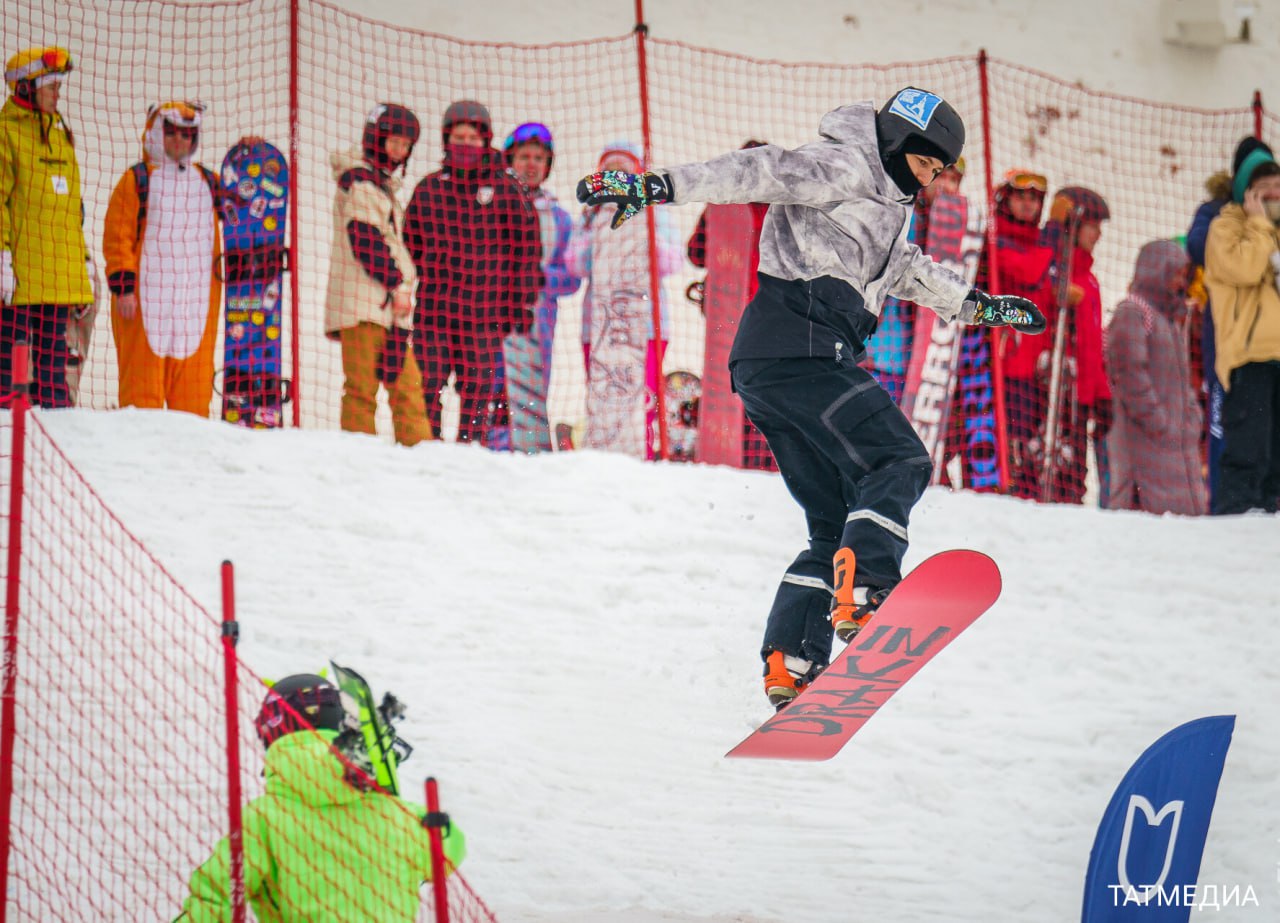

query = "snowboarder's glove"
[[575, 171, 673, 230], [961, 289, 1047, 334], [0, 250, 13, 304], [377, 325, 410, 385]]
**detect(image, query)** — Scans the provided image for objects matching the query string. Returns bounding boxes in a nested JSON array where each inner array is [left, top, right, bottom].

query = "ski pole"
[[1039, 212, 1079, 501]]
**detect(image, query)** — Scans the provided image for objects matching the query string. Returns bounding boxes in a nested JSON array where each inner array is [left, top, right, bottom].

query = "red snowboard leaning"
[[726, 549, 1001, 761]]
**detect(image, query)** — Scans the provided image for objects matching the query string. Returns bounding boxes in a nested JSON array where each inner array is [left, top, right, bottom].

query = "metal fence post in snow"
[[0, 341, 31, 923], [977, 49, 1011, 493], [288, 0, 303, 429], [221, 561, 246, 923], [633, 0, 671, 461], [425, 777, 451, 923]]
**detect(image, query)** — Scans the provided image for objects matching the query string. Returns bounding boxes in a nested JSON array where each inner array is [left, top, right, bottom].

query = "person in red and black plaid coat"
[[404, 100, 543, 444]]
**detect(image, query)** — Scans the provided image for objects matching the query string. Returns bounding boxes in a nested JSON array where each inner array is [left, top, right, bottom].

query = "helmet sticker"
[[889, 89, 942, 131]]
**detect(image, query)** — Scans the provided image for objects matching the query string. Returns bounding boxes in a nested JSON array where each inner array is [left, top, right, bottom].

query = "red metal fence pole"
[[1253, 89, 1264, 139], [288, 0, 303, 429], [0, 342, 31, 923], [634, 0, 671, 461], [220, 561, 246, 923], [978, 50, 1011, 492], [425, 777, 450, 923]]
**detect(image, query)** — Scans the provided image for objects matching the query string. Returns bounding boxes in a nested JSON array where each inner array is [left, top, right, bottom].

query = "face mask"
[[886, 154, 922, 198], [1264, 199, 1280, 225], [447, 143, 485, 172]]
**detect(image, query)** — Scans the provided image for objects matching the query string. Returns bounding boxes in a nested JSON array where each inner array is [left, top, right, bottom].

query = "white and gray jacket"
[[664, 102, 972, 361]]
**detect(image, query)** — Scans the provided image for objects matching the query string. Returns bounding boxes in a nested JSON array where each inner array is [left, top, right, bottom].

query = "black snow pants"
[[1214, 360, 1280, 515], [731, 355, 933, 668]]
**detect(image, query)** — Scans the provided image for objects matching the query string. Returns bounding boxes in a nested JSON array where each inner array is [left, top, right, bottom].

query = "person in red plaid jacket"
[[404, 100, 543, 445]]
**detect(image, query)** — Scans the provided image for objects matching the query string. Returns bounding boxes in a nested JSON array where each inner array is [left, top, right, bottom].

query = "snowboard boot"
[[830, 547, 889, 643], [763, 650, 818, 710], [831, 586, 890, 643]]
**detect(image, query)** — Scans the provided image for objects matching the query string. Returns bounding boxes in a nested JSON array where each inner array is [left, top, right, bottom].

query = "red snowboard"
[[726, 550, 1001, 761]]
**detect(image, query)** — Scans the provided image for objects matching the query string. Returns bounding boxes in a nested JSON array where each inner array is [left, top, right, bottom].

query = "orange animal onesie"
[[103, 102, 222, 415]]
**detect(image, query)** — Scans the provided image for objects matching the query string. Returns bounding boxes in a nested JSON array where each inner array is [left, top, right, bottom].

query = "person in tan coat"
[[103, 101, 221, 415], [324, 104, 431, 446], [1204, 149, 1280, 514]]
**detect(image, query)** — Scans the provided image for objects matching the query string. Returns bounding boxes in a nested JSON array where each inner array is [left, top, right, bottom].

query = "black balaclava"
[[886, 136, 952, 197]]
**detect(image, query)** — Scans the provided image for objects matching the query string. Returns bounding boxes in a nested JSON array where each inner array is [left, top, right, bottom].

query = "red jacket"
[[978, 211, 1054, 380], [1068, 248, 1111, 406], [403, 150, 542, 332]]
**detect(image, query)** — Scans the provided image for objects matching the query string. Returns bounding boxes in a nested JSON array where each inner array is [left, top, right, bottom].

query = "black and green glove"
[[575, 170, 673, 230], [961, 289, 1047, 334]]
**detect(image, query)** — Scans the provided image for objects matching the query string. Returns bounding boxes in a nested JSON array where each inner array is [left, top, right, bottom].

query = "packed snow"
[[33, 408, 1280, 922]]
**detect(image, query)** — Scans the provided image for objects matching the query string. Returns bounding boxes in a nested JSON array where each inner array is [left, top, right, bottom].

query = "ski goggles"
[[1002, 170, 1048, 193], [504, 121, 553, 152], [39, 47, 71, 72]]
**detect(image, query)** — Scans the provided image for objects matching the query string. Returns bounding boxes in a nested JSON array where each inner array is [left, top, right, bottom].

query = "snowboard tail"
[[330, 661, 412, 795], [727, 549, 1001, 761]]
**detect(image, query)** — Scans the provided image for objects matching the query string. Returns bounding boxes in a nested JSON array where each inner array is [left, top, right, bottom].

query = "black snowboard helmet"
[[363, 103, 420, 172], [442, 98, 492, 147], [254, 673, 351, 750], [875, 87, 966, 198]]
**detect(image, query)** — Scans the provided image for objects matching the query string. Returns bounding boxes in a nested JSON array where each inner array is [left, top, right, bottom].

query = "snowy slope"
[[35, 409, 1280, 922]]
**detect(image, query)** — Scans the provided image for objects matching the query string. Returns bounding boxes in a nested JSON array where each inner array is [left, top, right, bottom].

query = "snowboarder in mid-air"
[[577, 87, 1046, 709]]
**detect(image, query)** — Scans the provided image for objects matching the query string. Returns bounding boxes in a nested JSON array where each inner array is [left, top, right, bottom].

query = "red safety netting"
[[1, 0, 1267, 503], [0, 401, 496, 919]]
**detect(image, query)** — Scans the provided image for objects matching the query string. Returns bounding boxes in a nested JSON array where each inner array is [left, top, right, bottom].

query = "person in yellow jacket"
[[324, 104, 432, 445], [176, 674, 466, 921], [0, 46, 96, 407], [103, 101, 222, 415], [1204, 147, 1280, 515]]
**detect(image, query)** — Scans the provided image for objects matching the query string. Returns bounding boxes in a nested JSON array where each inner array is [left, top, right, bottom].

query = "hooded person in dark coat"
[[1105, 240, 1206, 515], [404, 100, 543, 445], [577, 87, 1048, 709]]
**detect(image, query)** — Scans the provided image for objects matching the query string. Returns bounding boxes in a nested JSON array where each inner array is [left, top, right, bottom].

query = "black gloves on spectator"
[[377, 325, 409, 385], [961, 289, 1047, 334], [575, 171, 673, 229]]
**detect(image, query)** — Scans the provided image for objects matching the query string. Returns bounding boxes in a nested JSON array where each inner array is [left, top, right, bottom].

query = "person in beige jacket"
[[1204, 148, 1280, 514], [324, 103, 431, 445]]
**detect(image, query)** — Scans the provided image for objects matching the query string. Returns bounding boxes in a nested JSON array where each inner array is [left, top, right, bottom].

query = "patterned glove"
[[0, 250, 13, 303], [575, 171, 673, 230], [960, 289, 1047, 334]]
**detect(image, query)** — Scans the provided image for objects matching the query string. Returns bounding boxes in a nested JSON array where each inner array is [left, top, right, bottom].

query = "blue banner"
[[1081, 715, 1235, 921]]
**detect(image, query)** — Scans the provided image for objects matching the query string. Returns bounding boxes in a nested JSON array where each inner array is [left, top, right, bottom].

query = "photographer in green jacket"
[[176, 674, 466, 921]]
